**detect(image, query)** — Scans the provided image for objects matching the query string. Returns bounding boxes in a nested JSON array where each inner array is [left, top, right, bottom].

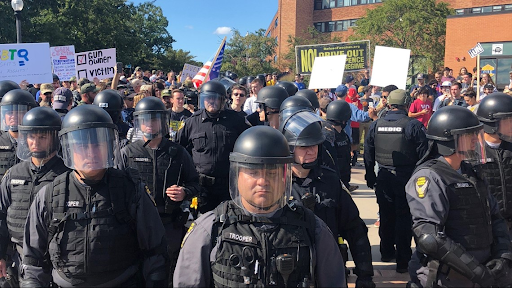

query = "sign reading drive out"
[[76, 48, 116, 80]]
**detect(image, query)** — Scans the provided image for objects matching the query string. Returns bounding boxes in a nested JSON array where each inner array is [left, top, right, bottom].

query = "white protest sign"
[[75, 48, 116, 81], [181, 63, 201, 81], [51, 45, 76, 81], [0, 43, 52, 84], [468, 43, 484, 58], [370, 46, 410, 90], [308, 55, 347, 89]]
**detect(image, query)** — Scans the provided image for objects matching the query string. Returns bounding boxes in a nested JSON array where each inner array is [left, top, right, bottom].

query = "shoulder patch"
[[181, 222, 195, 248], [415, 176, 429, 198], [144, 185, 156, 206]]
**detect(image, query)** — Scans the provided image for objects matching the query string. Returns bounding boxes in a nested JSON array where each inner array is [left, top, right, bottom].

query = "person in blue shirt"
[[334, 84, 375, 141], [294, 74, 306, 90]]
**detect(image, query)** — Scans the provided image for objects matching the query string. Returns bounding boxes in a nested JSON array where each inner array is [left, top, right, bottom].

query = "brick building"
[[266, 0, 512, 88]]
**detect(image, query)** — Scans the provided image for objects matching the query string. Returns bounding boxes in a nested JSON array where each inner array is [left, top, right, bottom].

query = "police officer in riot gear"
[[0, 89, 38, 180], [174, 126, 346, 287], [246, 86, 288, 128], [0, 80, 21, 139], [278, 95, 314, 125], [276, 81, 298, 97], [177, 81, 249, 213], [295, 89, 320, 112], [93, 89, 130, 143], [406, 106, 512, 287], [364, 89, 428, 273], [281, 111, 375, 288], [22, 105, 168, 287], [0, 107, 69, 287], [118, 96, 200, 284]]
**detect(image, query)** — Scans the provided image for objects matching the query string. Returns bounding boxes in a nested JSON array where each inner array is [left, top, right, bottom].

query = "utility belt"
[[198, 174, 228, 187]]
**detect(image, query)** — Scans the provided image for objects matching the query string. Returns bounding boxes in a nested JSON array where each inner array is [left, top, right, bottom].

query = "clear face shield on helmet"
[[199, 91, 224, 112], [229, 162, 292, 213], [279, 107, 314, 127], [60, 127, 120, 171], [16, 129, 59, 161], [497, 116, 512, 142], [1, 104, 29, 132], [454, 127, 487, 165], [282, 112, 324, 152], [134, 112, 169, 140]]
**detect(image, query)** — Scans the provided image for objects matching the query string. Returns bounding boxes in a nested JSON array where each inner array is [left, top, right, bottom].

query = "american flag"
[[193, 39, 226, 89]]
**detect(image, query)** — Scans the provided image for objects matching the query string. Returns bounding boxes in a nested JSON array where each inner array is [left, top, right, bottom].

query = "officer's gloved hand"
[[365, 173, 376, 189], [473, 264, 495, 287], [355, 276, 376, 288], [486, 258, 510, 279]]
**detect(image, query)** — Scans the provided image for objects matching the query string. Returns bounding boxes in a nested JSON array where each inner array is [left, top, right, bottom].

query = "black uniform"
[[177, 109, 249, 212], [406, 157, 512, 287], [364, 109, 428, 269], [322, 120, 351, 188], [291, 165, 373, 284], [22, 168, 168, 287], [0, 157, 69, 285], [0, 133, 19, 179]]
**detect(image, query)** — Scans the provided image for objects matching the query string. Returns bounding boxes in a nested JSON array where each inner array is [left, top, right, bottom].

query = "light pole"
[[11, 0, 24, 43]]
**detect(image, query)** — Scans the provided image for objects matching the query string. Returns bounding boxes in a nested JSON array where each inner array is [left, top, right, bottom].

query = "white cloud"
[[185, 25, 193, 29], [213, 27, 232, 35]]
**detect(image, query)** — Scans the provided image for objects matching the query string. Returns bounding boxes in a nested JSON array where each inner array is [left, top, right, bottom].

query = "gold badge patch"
[[415, 177, 429, 198], [181, 222, 195, 247]]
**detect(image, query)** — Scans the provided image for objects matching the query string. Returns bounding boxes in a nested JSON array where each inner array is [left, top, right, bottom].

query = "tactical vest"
[[480, 143, 512, 219], [374, 117, 418, 167], [417, 159, 493, 250], [123, 139, 179, 213], [211, 201, 316, 288], [0, 133, 18, 179], [6, 157, 69, 245], [45, 169, 140, 285]]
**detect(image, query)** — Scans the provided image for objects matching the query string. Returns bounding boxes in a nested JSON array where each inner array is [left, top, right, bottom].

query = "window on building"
[[455, 9, 464, 15], [376, 0, 381, 2], [328, 21, 336, 32], [274, 55, 278, 63], [314, 22, 323, 32], [351, 0, 357, 5], [482, 6, 492, 13], [472, 7, 482, 13], [350, 19, 358, 27], [505, 4, 512, 10], [368, 0, 375, 3], [274, 18, 278, 28], [493, 6, 502, 12], [344, 0, 351, 7], [323, 0, 330, 9], [330, 0, 336, 8], [360, 0, 367, 4], [314, 0, 322, 10], [336, 21, 344, 31]]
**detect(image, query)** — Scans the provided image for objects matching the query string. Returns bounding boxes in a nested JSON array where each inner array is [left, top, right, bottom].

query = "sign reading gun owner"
[[76, 48, 116, 81], [295, 40, 369, 75], [0, 42, 53, 84]]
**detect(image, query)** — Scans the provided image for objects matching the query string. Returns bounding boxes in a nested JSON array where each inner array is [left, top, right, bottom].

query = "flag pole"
[[203, 36, 227, 83]]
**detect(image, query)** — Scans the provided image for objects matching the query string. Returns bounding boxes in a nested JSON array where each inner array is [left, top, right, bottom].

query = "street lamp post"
[[11, 0, 24, 43]]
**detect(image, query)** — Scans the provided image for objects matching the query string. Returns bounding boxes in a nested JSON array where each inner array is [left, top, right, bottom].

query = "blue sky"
[[129, 0, 278, 63]]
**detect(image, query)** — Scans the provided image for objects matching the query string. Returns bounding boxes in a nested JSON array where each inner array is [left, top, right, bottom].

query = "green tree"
[[221, 29, 277, 77], [349, 0, 453, 73]]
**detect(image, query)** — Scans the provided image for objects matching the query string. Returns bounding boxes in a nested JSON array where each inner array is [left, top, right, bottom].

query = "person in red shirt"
[[346, 87, 363, 166], [408, 86, 432, 127]]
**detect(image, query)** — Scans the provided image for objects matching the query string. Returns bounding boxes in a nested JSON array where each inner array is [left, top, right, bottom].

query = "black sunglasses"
[[233, 93, 246, 97]]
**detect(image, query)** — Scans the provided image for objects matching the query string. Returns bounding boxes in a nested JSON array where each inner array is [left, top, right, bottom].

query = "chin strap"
[[247, 198, 280, 212]]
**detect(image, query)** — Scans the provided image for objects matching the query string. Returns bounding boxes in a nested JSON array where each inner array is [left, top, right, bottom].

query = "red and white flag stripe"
[[192, 61, 212, 89]]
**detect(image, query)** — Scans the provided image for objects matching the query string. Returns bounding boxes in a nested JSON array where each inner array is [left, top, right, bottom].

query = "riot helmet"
[[199, 80, 226, 112], [326, 100, 352, 127], [59, 105, 119, 171], [0, 89, 38, 132], [476, 92, 512, 142], [229, 126, 293, 213], [0, 80, 20, 102], [245, 76, 256, 90], [17, 107, 61, 161], [427, 106, 486, 164], [295, 89, 320, 110], [133, 96, 169, 140], [229, 72, 238, 81], [275, 81, 298, 96], [279, 96, 314, 125], [238, 76, 248, 86], [93, 89, 124, 122], [256, 86, 289, 110], [256, 74, 266, 87]]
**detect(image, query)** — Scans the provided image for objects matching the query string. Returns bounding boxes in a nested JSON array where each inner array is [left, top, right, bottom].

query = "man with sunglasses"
[[121, 92, 136, 128], [229, 84, 247, 117]]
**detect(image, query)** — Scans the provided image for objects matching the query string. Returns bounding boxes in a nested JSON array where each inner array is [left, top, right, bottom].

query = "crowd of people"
[[0, 62, 510, 288]]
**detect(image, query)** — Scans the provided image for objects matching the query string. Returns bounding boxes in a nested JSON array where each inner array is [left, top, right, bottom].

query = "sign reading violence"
[[0, 42, 53, 84], [51, 45, 76, 81], [75, 48, 116, 81], [295, 40, 369, 75]]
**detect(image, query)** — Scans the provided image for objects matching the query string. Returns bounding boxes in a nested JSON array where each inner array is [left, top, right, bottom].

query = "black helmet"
[[476, 93, 512, 140], [238, 76, 248, 86], [246, 76, 256, 89], [279, 96, 314, 125], [0, 89, 38, 132], [230, 72, 238, 81], [275, 81, 298, 96], [230, 126, 293, 163], [93, 89, 124, 122], [256, 86, 289, 110], [295, 89, 320, 109], [17, 107, 61, 160], [0, 80, 20, 101], [218, 77, 236, 97], [326, 100, 351, 124], [199, 80, 226, 111], [256, 74, 266, 87], [134, 96, 169, 140], [426, 106, 485, 163], [59, 105, 119, 170]]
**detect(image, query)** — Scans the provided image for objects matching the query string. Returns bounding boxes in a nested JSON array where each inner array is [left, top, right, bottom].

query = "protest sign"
[[181, 63, 201, 81], [51, 45, 76, 81], [370, 46, 410, 90], [468, 43, 484, 58], [308, 55, 347, 89], [295, 40, 369, 75], [0, 43, 52, 84], [75, 48, 116, 81]]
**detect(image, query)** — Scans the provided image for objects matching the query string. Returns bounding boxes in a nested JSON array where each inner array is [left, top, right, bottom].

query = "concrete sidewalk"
[[345, 163, 412, 288]]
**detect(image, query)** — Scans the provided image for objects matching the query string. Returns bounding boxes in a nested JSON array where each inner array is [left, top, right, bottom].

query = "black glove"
[[365, 173, 376, 189], [486, 258, 510, 279], [473, 264, 495, 287], [355, 276, 376, 288]]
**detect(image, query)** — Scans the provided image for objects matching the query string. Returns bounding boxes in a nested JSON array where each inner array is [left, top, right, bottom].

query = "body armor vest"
[[374, 117, 418, 167], [6, 157, 69, 245], [418, 159, 493, 250], [45, 169, 140, 285], [211, 201, 316, 288], [123, 139, 180, 214], [0, 133, 18, 179], [480, 142, 512, 219]]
